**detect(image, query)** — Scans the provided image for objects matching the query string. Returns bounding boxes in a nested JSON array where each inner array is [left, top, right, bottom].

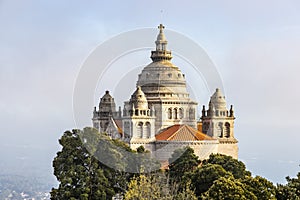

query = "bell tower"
[[201, 88, 235, 139], [201, 88, 238, 158], [122, 86, 156, 150], [93, 91, 119, 133]]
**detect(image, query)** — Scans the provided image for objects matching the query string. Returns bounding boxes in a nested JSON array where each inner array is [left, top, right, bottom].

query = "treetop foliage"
[[276, 172, 300, 200], [203, 153, 251, 179], [51, 128, 300, 199]]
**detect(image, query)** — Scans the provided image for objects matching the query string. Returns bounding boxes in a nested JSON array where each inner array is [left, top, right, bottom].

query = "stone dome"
[[101, 90, 113, 101], [130, 86, 149, 110], [99, 91, 116, 112], [137, 24, 190, 99], [210, 88, 227, 110], [137, 60, 189, 98]]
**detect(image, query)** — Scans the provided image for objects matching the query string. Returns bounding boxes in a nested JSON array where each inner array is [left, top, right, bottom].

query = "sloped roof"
[[113, 119, 123, 134], [155, 124, 214, 141], [197, 122, 202, 132]]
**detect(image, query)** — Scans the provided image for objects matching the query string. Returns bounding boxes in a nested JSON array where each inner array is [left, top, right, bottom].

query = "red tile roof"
[[155, 124, 214, 141], [113, 119, 123, 134], [197, 122, 202, 132]]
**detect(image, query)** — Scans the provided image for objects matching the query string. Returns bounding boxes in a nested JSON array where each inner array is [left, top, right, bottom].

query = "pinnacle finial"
[[230, 105, 234, 117], [158, 24, 165, 32]]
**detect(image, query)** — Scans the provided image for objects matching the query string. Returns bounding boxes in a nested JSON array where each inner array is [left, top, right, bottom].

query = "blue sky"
[[1, 0, 300, 184]]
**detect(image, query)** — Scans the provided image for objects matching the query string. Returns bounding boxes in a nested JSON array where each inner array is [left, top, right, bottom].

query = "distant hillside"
[[0, 174, 55, 200]]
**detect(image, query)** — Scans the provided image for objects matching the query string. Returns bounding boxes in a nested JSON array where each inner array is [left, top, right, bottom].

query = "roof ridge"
[[167, 124, 184, 141], [185, 125, 199, 140], [186, 125, 213, 140], [155, 124, 215, 141], [112, 118, 123, 134]]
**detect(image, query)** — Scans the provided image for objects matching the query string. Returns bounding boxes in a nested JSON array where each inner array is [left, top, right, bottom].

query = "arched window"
[[105, 122, 109, 129], [225, 122, 230, 138], [179, 108, 184, 119], [203, 122, 209, 133], [137, 122, 143, 138], [189, 108, 195, 120], [217, 122, 223, 138], [215, 110, 219, 116], [93, 122, 99, 130], [144, 122, 151, 138], [124, 122, 130, 137], [174, 108, 178, 119], [168, 108, 172, 119]]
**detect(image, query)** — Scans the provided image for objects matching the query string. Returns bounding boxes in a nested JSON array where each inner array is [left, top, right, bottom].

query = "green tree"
[[186, 163, 233, 197], [168, 146, 200, 182], [242, 175, 276, 200], [93, 134, 130, 193], [51, 129, 115, 199], [201, 177, 257, 200], [124, 173, 168, 200], [84, 128, 136, 193], [174, 181, 197, 200], [133, 145, 161, 173], [203, 153, 251, 179], [276, 172, 300, 200], [136, 145, 146, 153]]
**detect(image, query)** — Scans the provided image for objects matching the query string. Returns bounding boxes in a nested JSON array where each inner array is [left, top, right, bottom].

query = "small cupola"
[[210, 88, 227, 110], [99, 90, 116, 113], [130, 86, 148, 110]]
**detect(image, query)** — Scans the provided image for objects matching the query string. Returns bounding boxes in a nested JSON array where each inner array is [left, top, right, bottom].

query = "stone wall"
[[154, 140, 219, 163], [217, 139, 238, 159]]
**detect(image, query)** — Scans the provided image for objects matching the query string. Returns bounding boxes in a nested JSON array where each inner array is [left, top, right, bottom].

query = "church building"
[[92, 24, 238, 163]]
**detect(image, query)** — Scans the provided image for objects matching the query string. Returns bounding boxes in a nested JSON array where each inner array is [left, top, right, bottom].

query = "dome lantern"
[[156, 24, 168, 51], [151, 24, 172, 61]]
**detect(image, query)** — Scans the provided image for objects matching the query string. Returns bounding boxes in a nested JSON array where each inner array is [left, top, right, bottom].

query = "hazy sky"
[[1, 0, 300, 184]]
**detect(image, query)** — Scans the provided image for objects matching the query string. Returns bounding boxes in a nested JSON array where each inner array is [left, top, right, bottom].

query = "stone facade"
[[92, 24, 238, 162], [92, 91, 120, 133], [154, 140, 219, 163]]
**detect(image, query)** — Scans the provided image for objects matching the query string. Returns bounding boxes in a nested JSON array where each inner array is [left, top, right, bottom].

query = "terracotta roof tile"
[[155, 125, 181, 140], [113, 119, 123, 134], [197, 122, 202, 132], [155, 124, 214, 141]]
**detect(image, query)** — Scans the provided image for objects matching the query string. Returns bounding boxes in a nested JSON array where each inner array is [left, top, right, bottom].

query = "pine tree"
[[168, 146, 200, 183], [276, 172, 300, 200], [242, 175, 276, 200], [203, 153, 251, 179], [201, 177, 256, 200], [186, 163, 232, 197], [50, 129, 114, 199]]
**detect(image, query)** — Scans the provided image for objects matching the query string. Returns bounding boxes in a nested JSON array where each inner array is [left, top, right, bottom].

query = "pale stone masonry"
[[92, 24, 238, 162]]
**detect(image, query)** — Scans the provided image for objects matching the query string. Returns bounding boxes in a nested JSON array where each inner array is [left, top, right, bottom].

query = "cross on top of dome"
[[156, 24, 167, 48], [158, 24, 165, 31], [151, 24, 172, 61]]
